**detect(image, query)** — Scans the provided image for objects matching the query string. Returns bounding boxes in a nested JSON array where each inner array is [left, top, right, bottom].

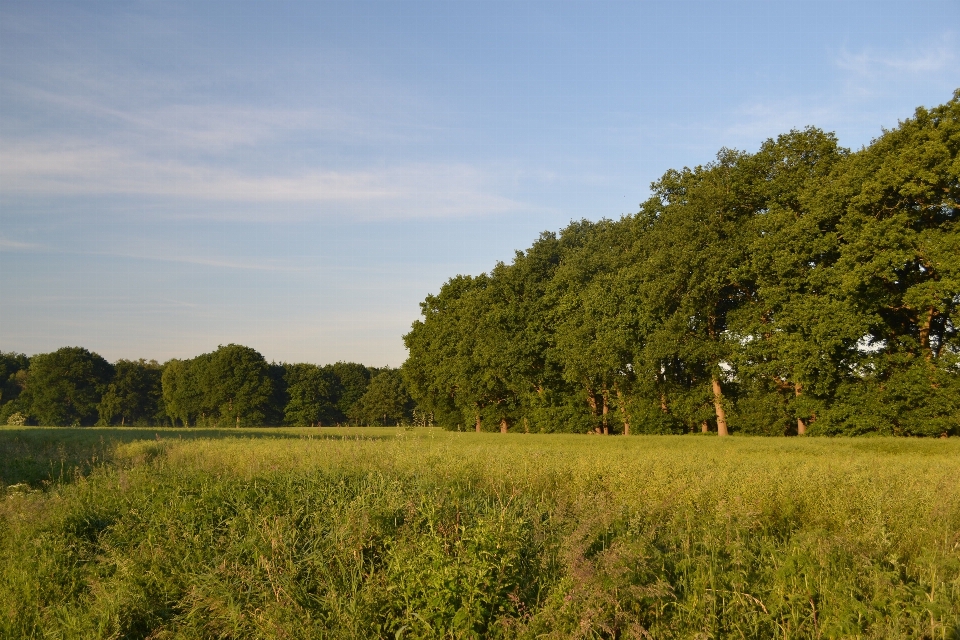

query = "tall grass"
[[1, 427, 959, 638]]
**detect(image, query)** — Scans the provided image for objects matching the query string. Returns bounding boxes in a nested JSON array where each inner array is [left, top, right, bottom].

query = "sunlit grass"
[[2, 427, 959, 638]]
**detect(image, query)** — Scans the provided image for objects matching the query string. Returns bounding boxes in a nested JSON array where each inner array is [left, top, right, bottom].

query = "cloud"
[[90, 249, 306, 273], [0, 234, 292, 271], [709, 36, 960, 154], [1, 40, 527, 220], [6, 82, 412, 151], [0, 140, 530, 219], [835, 37, 957, 80], [0, 236, 41, 250]]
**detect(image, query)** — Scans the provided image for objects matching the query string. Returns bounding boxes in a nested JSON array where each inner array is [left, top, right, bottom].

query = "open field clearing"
[[1, 427, 959, 639]]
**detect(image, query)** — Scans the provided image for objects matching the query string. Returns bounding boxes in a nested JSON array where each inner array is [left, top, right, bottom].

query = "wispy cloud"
[[6, 81, 415, 151], [0, 43, 527, 220], [835, 38, 956, 79], [88, 249, 307, 273], [0, 236, 41, 250], [710, 36, 960, 153], [0, 140, 531, 219], [0, 233, 301, 271]]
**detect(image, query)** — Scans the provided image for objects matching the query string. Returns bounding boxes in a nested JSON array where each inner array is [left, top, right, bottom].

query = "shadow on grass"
[[0, 427, 393, 489]]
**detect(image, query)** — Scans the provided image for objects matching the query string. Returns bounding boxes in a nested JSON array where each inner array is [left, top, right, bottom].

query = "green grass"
[[1, 427, 959, 639]]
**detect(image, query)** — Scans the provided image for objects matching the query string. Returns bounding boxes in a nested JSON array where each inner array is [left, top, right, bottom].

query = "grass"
[[1, 427, 959, 639]]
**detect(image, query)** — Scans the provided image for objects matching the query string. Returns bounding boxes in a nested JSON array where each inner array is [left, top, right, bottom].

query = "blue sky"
[[2, 1, 958, 366]]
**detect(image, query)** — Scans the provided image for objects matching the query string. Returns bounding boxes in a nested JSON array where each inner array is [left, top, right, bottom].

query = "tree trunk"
[[602, 392, 609, 435], [616, 386, 630, 436], [701, 420, 709, 433], [586, 390, 599, 433], [657, 370, 668, 413], [500, 417, 508, 434], [795, 382, 806, 435], [475, 412, 481, 433], [711, 377, 729, 436]]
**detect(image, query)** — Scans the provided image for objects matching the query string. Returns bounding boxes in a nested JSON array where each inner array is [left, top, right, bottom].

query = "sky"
[[1, 1, 958, 367]]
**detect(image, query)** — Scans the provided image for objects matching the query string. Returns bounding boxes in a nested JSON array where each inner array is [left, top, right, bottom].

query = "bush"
[[5, 412, 26, 426]]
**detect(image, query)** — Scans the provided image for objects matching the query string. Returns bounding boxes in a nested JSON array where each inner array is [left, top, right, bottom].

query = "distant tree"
[[200, 344, 277, 426], [283, 363, 338, 426], [0, 351, 29, 405], [0, 351, 30, 424], [267, 361, 289, 424], [97, 359, 164, 426], [161, 357, 205, 427], [349, 368, 413, 426], [162, 345, 279, 426], [325, 362, 373, 424], [21, 347, 113, 426]]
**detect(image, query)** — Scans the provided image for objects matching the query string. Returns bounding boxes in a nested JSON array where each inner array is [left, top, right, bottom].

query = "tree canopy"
[[404, 92, 960, 436], [1, 344, 396, 428], [19, 347, 114, 426]]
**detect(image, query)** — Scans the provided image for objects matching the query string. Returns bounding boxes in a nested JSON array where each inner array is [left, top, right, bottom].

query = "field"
[[1, 427, 959, 639]]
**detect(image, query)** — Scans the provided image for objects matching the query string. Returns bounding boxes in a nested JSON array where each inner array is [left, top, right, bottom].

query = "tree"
[[325, 362, 373, 424], [630, 150, 765, 435], [0, 351, 29, 424], [551, 220, 635, 434], [404, 274, 491, 431], [349, 368, 413, 426], [283, 363, 338, 426], [161, 357, 205, 427], [733, 127, 850, 435], [814, 91, 960, 435], [200, 344, 277, 426], [403, 92, 960, 438], [97, 359, 164, 426], [21, 347, 113, 426]]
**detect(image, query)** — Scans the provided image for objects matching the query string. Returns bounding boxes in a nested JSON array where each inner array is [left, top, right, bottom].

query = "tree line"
[[402, 92, 960, 436], [0, 345, 414, 427]]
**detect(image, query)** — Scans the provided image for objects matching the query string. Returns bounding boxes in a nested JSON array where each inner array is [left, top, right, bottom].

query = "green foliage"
[[161, 356, 206, 427], [203, 344, 278, 426], [281, 361, 377, 426], [5, 412, 26, 427], [349, 367, 414, 425], [1, 428, 959, 637], [405, 92, 960, 436], [19, 347, 114, 426], [0, 352, 29, 411], [160, 345, 279, 426], [4, 343, 379, 429], [282, 363, 337, 426], [96, 359, 164, 426], [327, 361, 374, 423]]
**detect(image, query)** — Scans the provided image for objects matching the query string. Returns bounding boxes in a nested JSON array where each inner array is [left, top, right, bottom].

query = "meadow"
[[1, 427, 959, 639]]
